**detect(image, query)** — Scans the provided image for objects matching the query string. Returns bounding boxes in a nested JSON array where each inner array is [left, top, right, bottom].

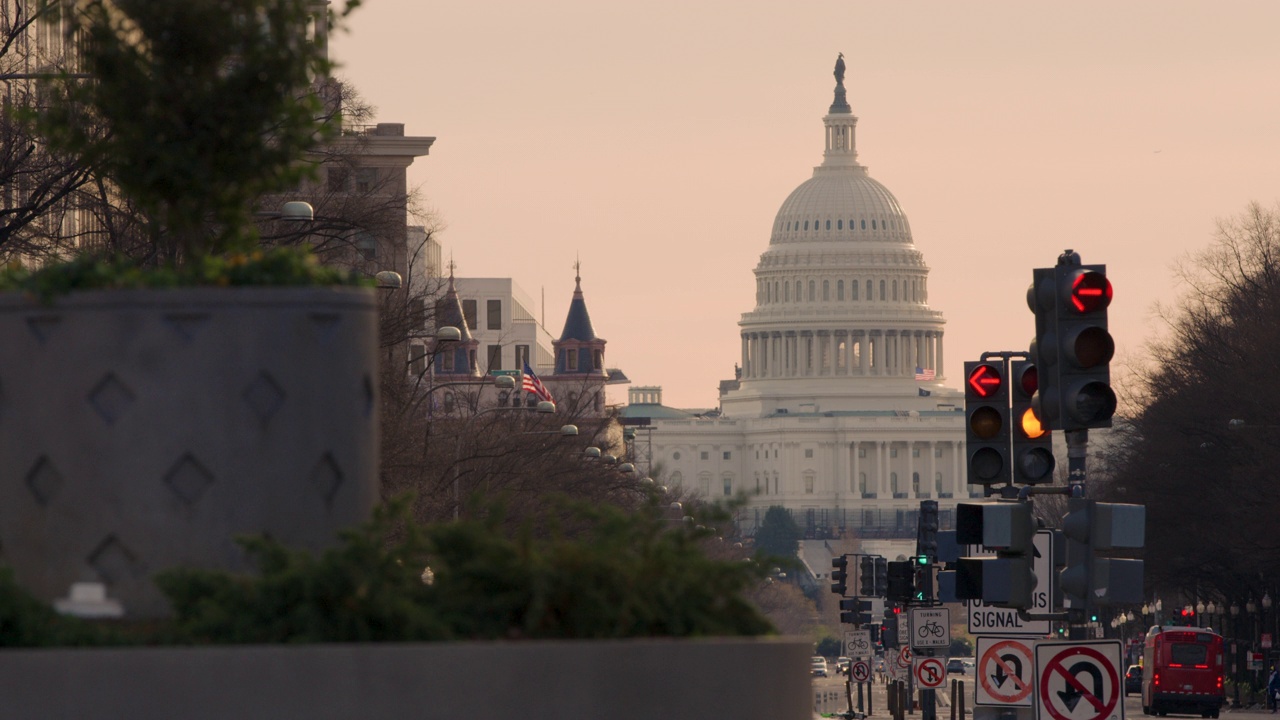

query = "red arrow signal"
[[967, 364, 1003, 398], [1069, 271, 1112, 313]]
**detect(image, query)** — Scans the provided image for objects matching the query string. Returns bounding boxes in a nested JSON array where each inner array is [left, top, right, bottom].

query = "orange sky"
[[333, 1, 1280, 410]]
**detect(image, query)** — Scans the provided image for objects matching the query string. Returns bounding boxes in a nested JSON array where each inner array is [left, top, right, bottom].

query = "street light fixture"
[[375, 271, 402, 290], [434, 326, 462, 343]]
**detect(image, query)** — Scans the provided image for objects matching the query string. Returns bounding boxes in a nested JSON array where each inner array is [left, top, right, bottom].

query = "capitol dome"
[[722, 55, 949, 416], [770, 171, 913, 246]]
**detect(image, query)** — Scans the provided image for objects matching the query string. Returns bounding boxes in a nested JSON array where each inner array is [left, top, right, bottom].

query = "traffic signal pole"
[[1065, 428, 1089, 489]]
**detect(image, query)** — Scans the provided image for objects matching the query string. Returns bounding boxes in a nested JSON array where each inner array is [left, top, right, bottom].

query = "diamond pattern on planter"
[[87, 535, 143, 586], [163, 454, 215, 506], [25, 456, 64, 506], [242, 371, 285, 423], [25, 314, 61, 343], [309, 312, 341, 343], [88, 373, 135, 425], [163, 312, 210, 342], [310, 453, 344, 506]]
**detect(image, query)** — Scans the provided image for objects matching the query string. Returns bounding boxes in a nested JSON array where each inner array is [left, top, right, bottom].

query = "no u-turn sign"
[[1034, 640, 1123, 720]]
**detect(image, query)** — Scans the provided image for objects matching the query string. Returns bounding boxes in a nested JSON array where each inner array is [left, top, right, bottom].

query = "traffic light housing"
[[873, 556, 888, 597], [1059, 498, 1145, 611], [855, 598, 881, 625], [965, 360, 1010, 486], [840, 598, 859, 624], [954, 501, 1038, 609], [918, 500, 939, 560], [1054, 262, 1116, 430], [913, 557, 933, 602], [1028, 267, 1061, 429], [1029, 253, 1116, 432], [859, 556, 876, 597], [882, 605, 900, 649], [831, 555, 850, 596], [1010, 360, 1056, 484], [886, 560, 916, 602]]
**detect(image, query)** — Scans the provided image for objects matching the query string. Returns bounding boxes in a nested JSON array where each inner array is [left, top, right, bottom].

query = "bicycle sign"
[[844, 629, 872, 659], [910, 607, 951, 649]]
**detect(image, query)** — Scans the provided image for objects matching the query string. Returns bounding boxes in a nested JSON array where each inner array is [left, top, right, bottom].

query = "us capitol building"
[[623, 57, 977, 540]]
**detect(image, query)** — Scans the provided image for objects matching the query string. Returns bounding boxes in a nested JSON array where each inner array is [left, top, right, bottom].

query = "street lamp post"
[[1232, 602, 1243, 707], [1250, 599, 1262, 698], [1264, 593, 1273, 650]]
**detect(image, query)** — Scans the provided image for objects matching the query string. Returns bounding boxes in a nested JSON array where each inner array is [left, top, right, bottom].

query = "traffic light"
[[1010, 360, 1056, 484], [954, 501, 1038, 609], [854, 598, 882, 625], [1054, 262, 1116, 430], [913, 557, 933, 602], [1059, 498, 1145, 611], [831, 555, 849, 596], [965, 360, 1010, 486], [873, 556, 888, 598], [1028, 267, 1061, 429], [882, 605, 900, 649], [886, 560, 916, 602], [840, 598, 859, 624], [1029, 253, 1116, 432], [918, 500, 939, 560], [859, 556, 876, 597]]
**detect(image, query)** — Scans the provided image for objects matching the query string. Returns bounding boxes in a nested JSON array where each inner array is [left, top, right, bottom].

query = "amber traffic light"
[[1010, 359, 1055, 484]]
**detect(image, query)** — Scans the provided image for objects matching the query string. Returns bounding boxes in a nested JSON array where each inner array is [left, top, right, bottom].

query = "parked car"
[[946, 658, 967, 675], [811, 656, 829, 677], [1125, 664, 1143, 696], [836, 657, 851, 675]]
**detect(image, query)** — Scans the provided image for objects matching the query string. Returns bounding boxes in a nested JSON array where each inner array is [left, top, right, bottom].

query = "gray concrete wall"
[[0, 638, 812, 719], [0, 287, 380, 617]]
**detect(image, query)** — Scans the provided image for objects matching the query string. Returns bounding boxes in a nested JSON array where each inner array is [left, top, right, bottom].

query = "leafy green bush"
[[0, 498, 773, 646], [0, 247, 369, 301], [815, 636, 842, 658], [155, 497, 774, 644]]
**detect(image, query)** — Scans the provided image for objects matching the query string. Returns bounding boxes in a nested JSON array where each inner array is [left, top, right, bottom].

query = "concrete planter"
[[0, 638, 812, 719], [0, 287, 379, 617]]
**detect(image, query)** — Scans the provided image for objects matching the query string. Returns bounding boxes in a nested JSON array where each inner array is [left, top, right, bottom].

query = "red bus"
[[1142, 626, 1225, 718]]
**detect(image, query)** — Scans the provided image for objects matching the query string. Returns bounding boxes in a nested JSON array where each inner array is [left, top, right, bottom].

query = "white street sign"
[[967, 529, 1053, 636], [976, 636, 1036, 707], [844, 629, 872, 659], [1034, 641, 1124, 720], [910, 607, 951, 649], [914, 656, 948, 689]]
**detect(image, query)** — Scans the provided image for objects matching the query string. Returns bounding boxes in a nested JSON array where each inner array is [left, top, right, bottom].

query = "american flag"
[[914, 366, 935, 381], [522, 361, 554, 402]]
